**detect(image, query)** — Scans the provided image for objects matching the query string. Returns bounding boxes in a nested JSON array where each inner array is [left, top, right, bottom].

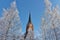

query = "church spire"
[[24, 12, 34, 39], [28, 12, 31, 23]]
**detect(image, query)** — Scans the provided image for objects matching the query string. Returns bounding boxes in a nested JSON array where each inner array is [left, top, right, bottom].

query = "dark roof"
[[28, 13, 31, 23]]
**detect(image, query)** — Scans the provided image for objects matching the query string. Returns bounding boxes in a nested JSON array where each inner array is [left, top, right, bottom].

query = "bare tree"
[[38, 0, 60, 40], [0, 1, 21, 40]]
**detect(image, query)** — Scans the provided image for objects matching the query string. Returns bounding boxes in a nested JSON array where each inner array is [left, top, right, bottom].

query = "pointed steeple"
[[27, 12, 34, 31], [24, 12, 34, 39], [28, 12, 31, 23]]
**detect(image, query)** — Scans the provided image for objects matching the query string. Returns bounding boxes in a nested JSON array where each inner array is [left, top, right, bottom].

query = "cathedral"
[[24, 13, 34, 40]]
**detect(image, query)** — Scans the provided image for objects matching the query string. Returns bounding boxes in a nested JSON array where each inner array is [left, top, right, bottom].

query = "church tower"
[[24, 13, 34, 40]]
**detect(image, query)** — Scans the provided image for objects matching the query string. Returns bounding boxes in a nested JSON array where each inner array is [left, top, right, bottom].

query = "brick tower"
[[24, 13, 34, 40]]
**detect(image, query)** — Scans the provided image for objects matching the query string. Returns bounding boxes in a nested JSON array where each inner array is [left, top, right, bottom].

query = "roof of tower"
[[28, 12, 31, 23], [24, 12, 34, 39]]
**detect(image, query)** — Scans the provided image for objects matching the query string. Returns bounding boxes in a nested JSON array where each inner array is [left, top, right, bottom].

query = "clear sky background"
[[0, 0, 60, 34]]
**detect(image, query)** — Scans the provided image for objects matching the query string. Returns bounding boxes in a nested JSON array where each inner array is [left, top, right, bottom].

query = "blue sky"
[[0, 0, 60, 33]]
